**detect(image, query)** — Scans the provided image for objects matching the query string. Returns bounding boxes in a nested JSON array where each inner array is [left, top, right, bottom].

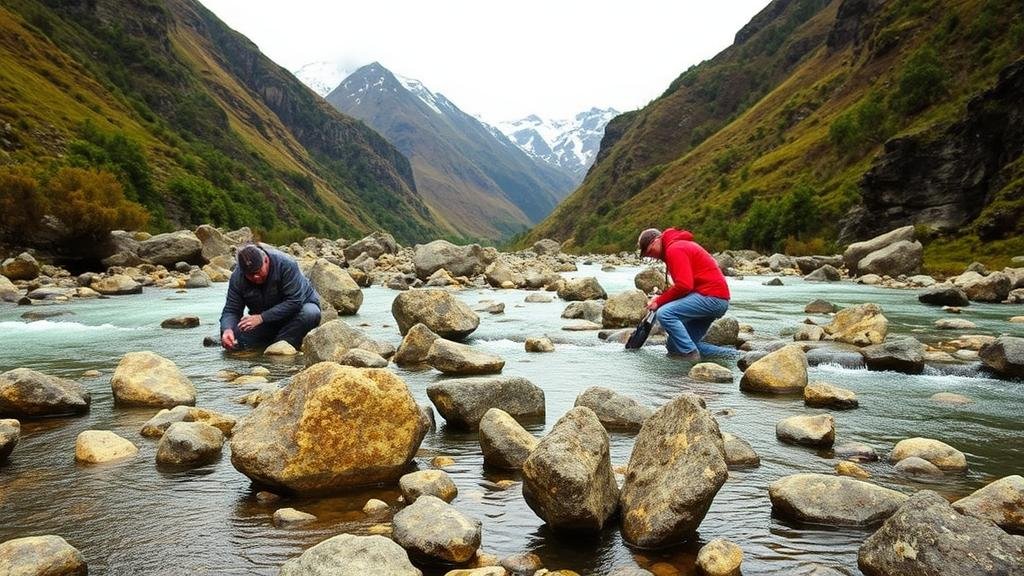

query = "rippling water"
[[1, 265, 1022, 575]]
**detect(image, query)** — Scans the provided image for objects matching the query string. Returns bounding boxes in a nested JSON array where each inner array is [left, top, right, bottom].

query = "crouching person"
[[220, 243, 320, 350]]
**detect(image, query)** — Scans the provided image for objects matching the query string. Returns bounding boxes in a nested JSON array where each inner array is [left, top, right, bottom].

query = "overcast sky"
[[198, 0, 771, 123]]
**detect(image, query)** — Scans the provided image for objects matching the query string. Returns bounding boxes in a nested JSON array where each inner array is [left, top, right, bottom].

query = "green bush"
[[45, 167, 149, 239], [67, 121, 158, 208], [728, 183, 821, 251], [892, 46, 946, 115], [0, 166, 45, 241], [829, 93, 891, 151]]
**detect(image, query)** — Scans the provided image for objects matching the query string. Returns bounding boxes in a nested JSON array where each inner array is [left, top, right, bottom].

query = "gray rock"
[[805, 299, 837, 314], [776, 414, 835, 447], [156, 421, 224, 467], [343, 232, 398, 262], [398, 469, 457, 503], [136, 230, 203, 266], [413, 240, 489, 280], [722, 432, 760, 468], [335, 348, 388, 368], [561, 300, 604, 323], [161, 315, 200, 329], [635, 267, 668, 294], [894, 456, 944, 478], [602, 289, 647, 328], [525, 293, 554, 303], [391, 289, 479, 341], [300, 320, 390, 366], [522, 407, 619, 532], [770, 473, 908, 526], [194, 224, 236, 262], [861, 337, 925, 374], [425, 339, 504, 375], [392, 495, 481, 564], [426, 376, 544, 430], [0, 535, 87, 576], [688, 362, 734, 383], [858, 490, 1024, 576], [308, 259, 362, 315], [952, 475, 1024, 533], [963, 272, 1012, 302], [843, 226, 916, 273], [184, 269, 211, 289], [858, 240, 924, 277], [763, 277, 784, 286], [484, 260, 519, 288], [0, 418, 19, 461], [532, 239, 561, 255], [978, 336, 1024, 378], [834, 442, 879, 462], [805, 264, 842, 282], [918, 284, 970, 306], [704, 316, 740, 346], [573, 386, 652, 432], [0, 368, 91, 418], [620, 393, 726, 547], [279, 534, 421, 576], [935, 318, 977, 330], [557, 277, 607, 301], [479, 408, 538, 470]]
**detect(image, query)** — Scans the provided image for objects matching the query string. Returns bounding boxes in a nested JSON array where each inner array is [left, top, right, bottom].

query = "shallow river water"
[[1, 264, 1022, 575]]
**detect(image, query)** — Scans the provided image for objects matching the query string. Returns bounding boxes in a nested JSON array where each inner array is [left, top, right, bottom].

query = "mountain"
[[0, 0, 444, 255], [293, 60, 353, 97], [325, 63, 576, 241], [523, 0, 1024, 273], [494, 107, 620, 183]]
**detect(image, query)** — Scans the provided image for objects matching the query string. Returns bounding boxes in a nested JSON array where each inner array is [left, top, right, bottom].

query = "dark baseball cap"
[[237, 245, 266, 275], [637, 228, 661, 258]]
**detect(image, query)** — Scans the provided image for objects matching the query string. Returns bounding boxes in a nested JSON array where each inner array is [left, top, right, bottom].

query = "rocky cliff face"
[[842, 58, 1024, 241]]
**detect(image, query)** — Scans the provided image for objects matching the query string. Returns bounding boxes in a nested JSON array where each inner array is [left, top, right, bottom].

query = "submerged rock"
[[918, 283, 970, 306], [0, 368, 91, 418], [858, 490, 1024, 576], [0, 535, 87, 576], [479, 408, 538, 470], [160, 315, 200, 329], [140, 405, 236, 438], [894, 456, 944, 478], [523, 406, 618, 532], [769, 473, 908, 526], [696, 538, 743, 576], [392, 495, 481, 564], [273, 508, 317, 528], [75, 430, 138, 464], [689, 362, 734, 383], [230, 363, 428, 494], [525, 336, 555, 353], [279, 534, 421, 576], [573, 386, 652, 432], [620, 394, 727, 548], [804, 382, 858, 409], [426, 376, 545, 430]]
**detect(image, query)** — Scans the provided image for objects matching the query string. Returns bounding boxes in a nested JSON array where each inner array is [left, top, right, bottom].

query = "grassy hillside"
[[523, 0, 1024, 273], [0, 0, 444, 254]]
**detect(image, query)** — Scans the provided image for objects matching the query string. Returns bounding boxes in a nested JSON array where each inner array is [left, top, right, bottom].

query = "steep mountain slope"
[[524, 0, 1024, 272], [326, 63, 576, 240], [494, 108, 620, 183], [0, 0, 443, 252]]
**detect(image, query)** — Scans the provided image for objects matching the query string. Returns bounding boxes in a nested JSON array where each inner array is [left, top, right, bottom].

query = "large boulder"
[[918, 283, 970, 306], [952, 475, 1024, 533], [193, 224, 236, 262], [479, 408, 538, 469], [522, 406, 619, 532], [0, 535, 87, 576], [279, 534, 421, 576], [0, 418, 20, 461], [0, 368, 91, 418], [770, 473, 908, 526], [861, 337, 926, 374], [634, 267, 668, 294], [890, 437, 967, 471], [300, 320, 392, 366], [963, 272, 1012, 302], [392, 495, 481, 564], [858, 240, 924, 277], [343, 232, 398, 262], [620, 393, 727, 548], [156, 421, 224, 467], [110, 351, 196, 408], [602, 290, 648, 329], [776, 414, 835, 447], [230, 363, 428, 494], [484, 260, 520, 288], [573, 386, 652, 432], [425, 339, 504, 375], [136, 230, 203, 266], [978, 336, 1024, 378], [824, 304, 888, 346], [393, 323, 440, 366], [413, 240, 489, 279], [739, 345, 808, 393], [858, 490, 1024, 576], [308, 259, 363, 315], [843, 225, 915, 273], [391, 289, 479, 340], [426, 376, 544, 430], [804, 264, 842, 282], [557, 277, 607, 301], [1, 252, 40, 281], [532, 238, 561, 255]]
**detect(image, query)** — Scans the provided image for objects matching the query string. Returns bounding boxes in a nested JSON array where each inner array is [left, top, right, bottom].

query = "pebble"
[[930, 392, 972, 405]]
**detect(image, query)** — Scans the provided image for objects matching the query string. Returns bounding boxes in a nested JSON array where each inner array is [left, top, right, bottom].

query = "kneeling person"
[[220, 244, 321, 350]]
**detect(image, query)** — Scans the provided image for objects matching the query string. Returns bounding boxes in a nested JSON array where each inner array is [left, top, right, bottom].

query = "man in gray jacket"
[[219, 244, 320, 350]]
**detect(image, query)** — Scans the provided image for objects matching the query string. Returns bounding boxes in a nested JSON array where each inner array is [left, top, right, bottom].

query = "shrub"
[[829, 93, 891, 152], [45, 167, 149, 239], [0, 166, 45, 241], [891, 46, 946, 115]]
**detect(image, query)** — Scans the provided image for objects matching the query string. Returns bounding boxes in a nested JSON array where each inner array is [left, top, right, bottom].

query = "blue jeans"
[[655, 293, 734, 357], [233, 302, 321, 349]]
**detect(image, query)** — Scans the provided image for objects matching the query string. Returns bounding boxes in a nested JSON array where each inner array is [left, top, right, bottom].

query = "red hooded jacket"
[[653, 228, 731, 306]]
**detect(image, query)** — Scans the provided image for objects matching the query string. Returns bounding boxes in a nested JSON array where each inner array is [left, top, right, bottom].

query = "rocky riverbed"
[[1, 228, 1023, 575]]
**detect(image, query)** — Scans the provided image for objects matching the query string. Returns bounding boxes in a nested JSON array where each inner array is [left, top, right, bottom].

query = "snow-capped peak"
[[293, 60, 354, 97], [494, 108, 620, 182], [395, 73, 448, 115]]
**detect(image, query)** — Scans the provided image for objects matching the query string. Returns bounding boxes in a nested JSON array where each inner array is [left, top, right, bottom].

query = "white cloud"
[[199, 0, 771, 122]]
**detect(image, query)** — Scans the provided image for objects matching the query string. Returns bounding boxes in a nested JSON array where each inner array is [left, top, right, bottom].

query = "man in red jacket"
[[638, 228, 734, 360]]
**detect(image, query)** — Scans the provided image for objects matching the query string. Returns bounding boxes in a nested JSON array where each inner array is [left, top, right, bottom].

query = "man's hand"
[[238, 314, 263, 332], [646, 297, 660, 311], [221, 328, 237, 349]]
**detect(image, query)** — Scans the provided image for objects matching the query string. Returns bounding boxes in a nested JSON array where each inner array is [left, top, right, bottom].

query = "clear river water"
[[0, 264, 1022, 575]]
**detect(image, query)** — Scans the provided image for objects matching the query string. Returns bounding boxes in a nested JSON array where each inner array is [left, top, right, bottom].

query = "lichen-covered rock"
[[824, 304, 888, 346], [426, 339, 505, 375], [308, 259, 363, 315], [279, 534, 421, 576], [140, 405, 236, 438], [75, 430, 138, 463], [620, 394, 727, 548], [557, 277, 607, 301], [301, 320, 391, 366], [398, 470, 457, 504], [739, 345, 808, 393], [696, 539, 743, 576], [573, 386, 651, 432], [890, 437, 968, 471], [156, 421, 224, 467], [230, 363, 428, 494], [770, 473, 908, 526], [952, 475, 1024, 533], [858, 490, 1024, 576], [0, 368, 91, 418], [392, 495, 482, 564], [0, 535, 87, 576], [602, 290, 647, 328], [522, 407, 619, 532], [110, 351, 196, 407], [426, 376, 544, 430], [394, 323, 440, 366], [479, 408, 538, 470], [391, 289, 479, 340]]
